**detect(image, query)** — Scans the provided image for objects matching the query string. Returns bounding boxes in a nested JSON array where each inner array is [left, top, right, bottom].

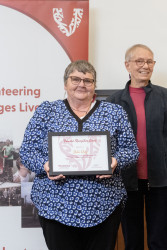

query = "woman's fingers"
[[44, 161, 65, 180], [96, 157, 118, 178], [96, 175, 112, 179], [111, 157, 118, 174]]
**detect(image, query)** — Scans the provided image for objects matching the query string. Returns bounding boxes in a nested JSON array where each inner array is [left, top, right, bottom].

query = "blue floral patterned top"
[[20, 99, 139, 228]]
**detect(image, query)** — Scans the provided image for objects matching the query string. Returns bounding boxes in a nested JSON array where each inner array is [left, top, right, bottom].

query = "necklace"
[[71, 105, 91, 114], [69, 102, 92, 115]]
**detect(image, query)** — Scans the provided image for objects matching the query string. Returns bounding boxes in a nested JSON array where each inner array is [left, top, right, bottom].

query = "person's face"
[[64, 70, 95, 103], [6, 140, 10, 146], [125, 48, 155, 86]]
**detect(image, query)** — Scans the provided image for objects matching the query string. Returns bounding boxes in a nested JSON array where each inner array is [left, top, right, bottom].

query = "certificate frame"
[[48, 131, 112, 176]]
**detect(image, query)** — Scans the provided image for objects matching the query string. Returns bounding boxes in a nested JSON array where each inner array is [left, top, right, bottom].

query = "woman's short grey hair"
[[64, 60, 96, 85], [125, 44, 154, 61]]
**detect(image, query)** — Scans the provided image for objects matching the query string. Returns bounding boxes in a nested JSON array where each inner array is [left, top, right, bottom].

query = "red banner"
[[0, 0, 89, 61]]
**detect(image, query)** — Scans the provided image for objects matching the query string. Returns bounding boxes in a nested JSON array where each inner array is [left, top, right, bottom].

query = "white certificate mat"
[[48, 131, 112, 175]]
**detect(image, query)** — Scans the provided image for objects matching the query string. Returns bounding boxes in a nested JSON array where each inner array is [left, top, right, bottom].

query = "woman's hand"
[[111, 157, 118, 173], [96, 157, 118, 179], [44, 161, 65, 181]]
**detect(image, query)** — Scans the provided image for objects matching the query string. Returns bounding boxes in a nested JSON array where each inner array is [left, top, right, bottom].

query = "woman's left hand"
[[96, 157, 117, 179], [44, 161, 66, 181]]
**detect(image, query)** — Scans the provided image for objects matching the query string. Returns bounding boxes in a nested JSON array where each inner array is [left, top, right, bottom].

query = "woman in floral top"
[[20, 60, 139, 250]]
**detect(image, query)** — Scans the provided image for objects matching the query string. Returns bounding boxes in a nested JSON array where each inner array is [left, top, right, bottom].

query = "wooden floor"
[[114, 226, 125, 250], [115, 217, 148, 250]]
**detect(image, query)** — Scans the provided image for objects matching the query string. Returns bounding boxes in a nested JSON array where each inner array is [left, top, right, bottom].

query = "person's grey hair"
[[125, 44, 154, 61], [64, 60, 96, 86]]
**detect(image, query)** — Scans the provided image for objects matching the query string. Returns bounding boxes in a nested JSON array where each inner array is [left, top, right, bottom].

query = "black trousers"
[[39, 202, 123, 250], [121, 180, 167, 250]]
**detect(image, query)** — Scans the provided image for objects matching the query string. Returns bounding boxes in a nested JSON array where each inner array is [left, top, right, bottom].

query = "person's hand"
[[13, 175, 21, 183], [96, 157, 118, 179], [44, 161, 65, 181], [111, 157, 118, 174], [96, 174, 112, 179], [4, 155, 8, 158]]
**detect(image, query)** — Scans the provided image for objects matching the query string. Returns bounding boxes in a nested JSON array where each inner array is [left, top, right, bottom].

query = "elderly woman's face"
[[64, 70, 95, 102], [125, 47, 155, 85]]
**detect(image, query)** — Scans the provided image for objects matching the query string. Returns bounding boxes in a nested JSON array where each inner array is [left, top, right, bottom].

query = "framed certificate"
[[48, 131, 112, 176]]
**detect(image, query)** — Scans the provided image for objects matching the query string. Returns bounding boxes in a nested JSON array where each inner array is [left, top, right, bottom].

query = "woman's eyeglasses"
[[68, 76, 94, 86], [129, 59, 156, 68]]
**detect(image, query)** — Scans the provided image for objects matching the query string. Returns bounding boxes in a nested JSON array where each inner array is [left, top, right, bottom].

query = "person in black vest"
[[107, 44, 167, 250]]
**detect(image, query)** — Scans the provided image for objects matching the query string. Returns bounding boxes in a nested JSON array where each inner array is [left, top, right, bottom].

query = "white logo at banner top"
[[53, 8, 83, 37]]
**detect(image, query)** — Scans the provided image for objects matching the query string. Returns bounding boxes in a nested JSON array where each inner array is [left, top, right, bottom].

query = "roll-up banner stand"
[[0, 1, 89, 249]]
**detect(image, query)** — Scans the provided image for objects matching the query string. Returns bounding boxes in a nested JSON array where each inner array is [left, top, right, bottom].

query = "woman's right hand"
[[44, 161, 65, 180]]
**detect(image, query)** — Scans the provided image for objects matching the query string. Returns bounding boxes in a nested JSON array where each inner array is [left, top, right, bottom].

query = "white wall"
[[89, 0, 167, 89]]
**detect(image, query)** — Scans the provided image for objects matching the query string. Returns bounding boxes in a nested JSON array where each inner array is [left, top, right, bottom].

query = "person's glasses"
[[68, 76, 94, 86], [129, 59, 156, 68]]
